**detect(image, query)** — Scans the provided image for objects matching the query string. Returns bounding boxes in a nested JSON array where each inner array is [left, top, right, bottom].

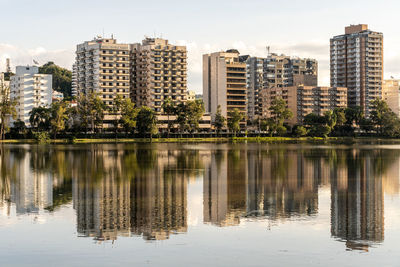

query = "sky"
[[1, 0, 400, 93]]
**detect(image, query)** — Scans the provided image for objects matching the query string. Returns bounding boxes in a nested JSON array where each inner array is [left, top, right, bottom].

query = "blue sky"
[[1, 0, 400, 92]]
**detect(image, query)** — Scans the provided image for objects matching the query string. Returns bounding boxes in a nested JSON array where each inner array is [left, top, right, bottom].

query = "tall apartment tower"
[[131, 38, 187, 112], [203, 50, 247, 123], [10, 66, 52, 126], [263, 53, 318, 89], [330, 24, 383, 116], [239, 56, 264, 122], [74, 37, 131, 107]]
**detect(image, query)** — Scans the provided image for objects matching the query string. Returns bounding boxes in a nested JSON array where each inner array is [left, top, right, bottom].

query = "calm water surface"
[[0, 143, 400, 266]]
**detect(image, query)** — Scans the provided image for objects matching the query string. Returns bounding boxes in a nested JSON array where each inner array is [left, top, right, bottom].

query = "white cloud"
[[0, 43, 74, 72]]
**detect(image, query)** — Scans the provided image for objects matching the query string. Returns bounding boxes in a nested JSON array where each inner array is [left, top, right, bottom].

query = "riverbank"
[[1, 136, 400, 145]]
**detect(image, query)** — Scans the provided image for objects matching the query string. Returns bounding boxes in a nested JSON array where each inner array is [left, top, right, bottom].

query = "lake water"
[[0, 143, 400, 266]]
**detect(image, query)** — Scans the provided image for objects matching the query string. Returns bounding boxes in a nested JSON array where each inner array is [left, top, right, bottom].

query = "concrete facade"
[[203, 50, 247, 123], [330, 24, 383, 116], [261, 85, 347, 125], [10, 66, 52, 126]]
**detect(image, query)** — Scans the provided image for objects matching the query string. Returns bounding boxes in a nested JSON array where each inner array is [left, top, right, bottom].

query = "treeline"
[[256, 98, 400, 138]]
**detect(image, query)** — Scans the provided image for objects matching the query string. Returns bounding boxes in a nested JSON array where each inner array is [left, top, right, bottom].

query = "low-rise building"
[[262, 85, 347, 125], [10, 66, 52, 126]]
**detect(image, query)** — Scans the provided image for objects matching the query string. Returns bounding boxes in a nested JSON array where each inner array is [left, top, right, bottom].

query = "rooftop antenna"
[[102, 28, 105, 38], [266, 46, 270, 56]]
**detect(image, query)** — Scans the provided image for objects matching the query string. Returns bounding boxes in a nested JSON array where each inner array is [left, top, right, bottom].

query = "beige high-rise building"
[[330, 24, 383, 116], [203, 50, 247, 124], [131, 38, 187, 112], [74, 37, 131, 106], [261, 85, 347, 125], [382, 79, 400, 117], [263, 53, 318, 89]]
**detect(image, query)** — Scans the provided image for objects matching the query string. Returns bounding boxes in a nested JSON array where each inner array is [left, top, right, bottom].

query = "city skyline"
[[1, 0, 400, 93]]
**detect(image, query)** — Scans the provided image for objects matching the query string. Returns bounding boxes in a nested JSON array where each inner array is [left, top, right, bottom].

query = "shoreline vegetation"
[[2, 136, 400, 145]]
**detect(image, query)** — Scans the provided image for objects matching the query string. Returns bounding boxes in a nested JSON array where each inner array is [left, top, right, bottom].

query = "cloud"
[[0, 43, 74, 72]]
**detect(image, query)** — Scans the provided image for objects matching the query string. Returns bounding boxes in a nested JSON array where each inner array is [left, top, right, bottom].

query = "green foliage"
[[39, 62, 72, 97], [33, 131, 51, 144], [213, 105, 226, 135], [0, 82, 17, 139], [136, 106, 157, 137], [267, 97, 293, 136], [227, 108, 244, 137], [370, 98, 400, 137], [119, 98, 139, 134], [293, 125, 307, 137], [29, 106, 51, 131], [162, 98, 176, 137], [75, 92, 107, 133], [186, 100, 205, 133], [50, 102, 68, 137]]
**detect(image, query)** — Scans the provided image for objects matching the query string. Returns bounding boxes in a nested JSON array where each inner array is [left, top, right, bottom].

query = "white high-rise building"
[[10, 66, 52, 126]]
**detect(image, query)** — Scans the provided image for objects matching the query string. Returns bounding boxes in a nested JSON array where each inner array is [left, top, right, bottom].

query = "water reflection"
[[0, 144, 399, 251]]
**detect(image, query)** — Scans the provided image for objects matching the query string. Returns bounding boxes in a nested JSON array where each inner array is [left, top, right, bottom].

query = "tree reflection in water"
[[0, 143, 398, 250]]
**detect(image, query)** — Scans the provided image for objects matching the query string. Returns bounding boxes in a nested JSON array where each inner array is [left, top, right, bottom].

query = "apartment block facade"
[[74, 37, 131, 107], [330, 24, 383, 116], [263, 53, 318, 89], [10, 66, 52, 126], [203, 50, 247, 124], [239, 56, 264, 122], [382, 79, 400, 117], [261, 85, 347, 125], [131, 38, 187, 112]]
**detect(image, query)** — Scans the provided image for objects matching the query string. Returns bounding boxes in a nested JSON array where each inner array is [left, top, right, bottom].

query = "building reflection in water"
[[0, 144, 399, 249]]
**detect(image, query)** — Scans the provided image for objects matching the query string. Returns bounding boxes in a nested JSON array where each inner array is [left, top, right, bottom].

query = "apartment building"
[[330, 24, 383, 116], [261, 85, 347, 125], [74, 37, 131, 107], [131, 38, 187, 112], [239, 56, 264, 122], [71, 63, 78, 97], [382, 79, 400, 116], [263, 53, 318, 89], [10, 66, 52, 126], [203, 50, 247, 124]]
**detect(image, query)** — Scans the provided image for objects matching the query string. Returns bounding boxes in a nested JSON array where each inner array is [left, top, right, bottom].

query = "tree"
[[324, 110, 337, 133], [268, 98, 293, 136], [50, 102, 68, 138], [303, 113, 331, 137], [370, 98, 400, 136], [75, 92, 106, 135], [136, 106, 157, 140], [227, 108, 244, 137], [11, 120, 27, 138], [119, 98, 139, 135], [162, 98, 176, 138], [39, 62, 72, 97], [186, 100, 205, 135], [213, 105, 226, 136], [175, 103, 188, 137], [111, 95, 124, 136], [345, 106, 363, 127], [293, 125, 307, 137], [0, 82, 17, 140], [29, 106, 51, 131]]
